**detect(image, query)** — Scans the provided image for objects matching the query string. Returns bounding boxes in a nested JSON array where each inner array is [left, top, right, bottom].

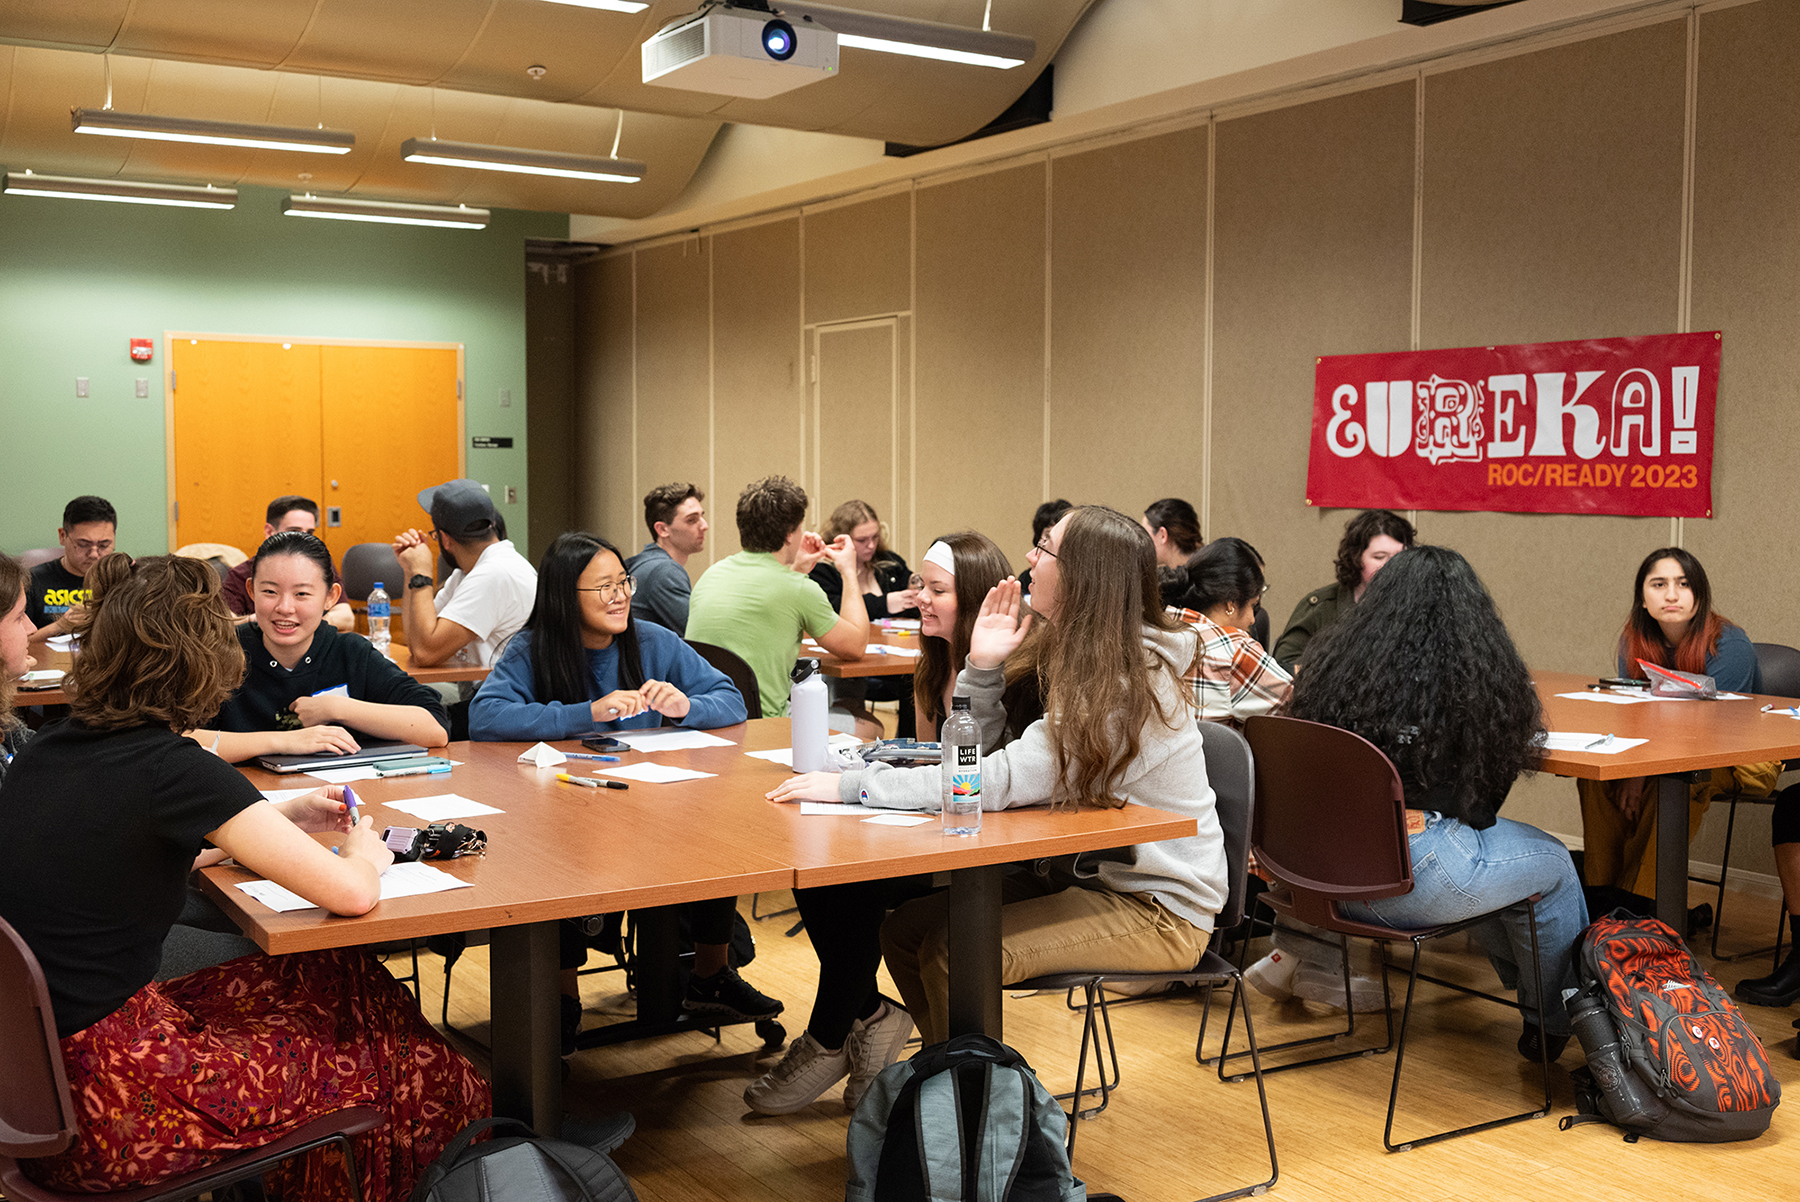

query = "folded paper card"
[[517, 742, 567, 768]]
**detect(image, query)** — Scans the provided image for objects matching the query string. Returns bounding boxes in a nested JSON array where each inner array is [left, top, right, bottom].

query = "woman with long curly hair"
[[770, 505, 1228, 1049], [1287, 544, 1587, 1059], [1271, 508, 1414, 671], [0, 554, 487, 1201]]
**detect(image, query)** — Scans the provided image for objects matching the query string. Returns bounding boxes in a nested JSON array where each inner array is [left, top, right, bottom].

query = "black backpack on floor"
[[411, 1117, 637, 1202]]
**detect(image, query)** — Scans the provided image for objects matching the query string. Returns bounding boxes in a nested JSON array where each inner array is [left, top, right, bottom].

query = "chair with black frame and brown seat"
[[0, 916, 387, 1202], [1006, 720, 1277, 1201], [1210, 715, 1553, 1153]]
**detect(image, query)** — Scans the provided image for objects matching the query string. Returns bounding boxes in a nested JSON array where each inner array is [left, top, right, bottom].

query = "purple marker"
[[342, 784, 360, 825]]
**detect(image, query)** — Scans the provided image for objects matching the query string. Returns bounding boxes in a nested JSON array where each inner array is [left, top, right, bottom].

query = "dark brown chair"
[[340, 542, 406, 605], [1691, 641, 1800, 960], [1213, 715, 1552, 1152], [1006, 721, 1277, 1201], [0, 916, 386, 1202], [684, 639, 763, 721]]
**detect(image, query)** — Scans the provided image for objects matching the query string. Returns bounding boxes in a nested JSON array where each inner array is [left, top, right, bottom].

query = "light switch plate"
[[135, 378, 149, 398], [500, 388, 512, 408], [75, 377, 89, 397], [505, 486, 518, 504]]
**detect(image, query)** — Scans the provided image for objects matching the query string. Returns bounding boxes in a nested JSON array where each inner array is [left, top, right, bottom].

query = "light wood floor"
[[393, 882, 1800, 1202]]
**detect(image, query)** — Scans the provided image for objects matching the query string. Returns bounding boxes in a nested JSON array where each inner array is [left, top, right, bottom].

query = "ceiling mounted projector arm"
[[771, 1, 1036, 67]]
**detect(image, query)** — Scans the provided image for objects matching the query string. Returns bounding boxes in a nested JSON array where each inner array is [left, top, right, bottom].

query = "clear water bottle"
[[790, 658, 828, 772], [941, 695, 982, 836], [367, 582, 391, 657]]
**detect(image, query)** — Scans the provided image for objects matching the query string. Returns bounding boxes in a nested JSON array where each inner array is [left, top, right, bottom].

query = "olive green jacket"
[[1272, 581, 1352, 672]]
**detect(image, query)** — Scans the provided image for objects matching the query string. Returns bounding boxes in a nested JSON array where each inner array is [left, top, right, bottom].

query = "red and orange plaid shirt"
[[1167, 606, 1293, 729]]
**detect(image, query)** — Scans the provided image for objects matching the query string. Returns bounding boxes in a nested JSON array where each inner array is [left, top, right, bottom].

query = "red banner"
[[1306, 332, 1720, 518]]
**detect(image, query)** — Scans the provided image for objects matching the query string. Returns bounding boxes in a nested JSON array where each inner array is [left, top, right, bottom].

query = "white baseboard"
[[1550, 830, 1786, 903]]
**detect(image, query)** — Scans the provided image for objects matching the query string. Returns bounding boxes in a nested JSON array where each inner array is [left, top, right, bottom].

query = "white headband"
[[922, 540, 956, 575]]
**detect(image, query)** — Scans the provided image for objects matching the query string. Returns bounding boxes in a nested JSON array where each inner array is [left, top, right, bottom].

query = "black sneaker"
[[561, 993, 583, 1058], [683, 965, 784, 1021]]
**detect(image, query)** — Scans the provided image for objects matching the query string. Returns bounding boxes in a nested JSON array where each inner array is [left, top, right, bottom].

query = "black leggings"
[[793, 875, 936, 1049], [558, 896, 739, 970]]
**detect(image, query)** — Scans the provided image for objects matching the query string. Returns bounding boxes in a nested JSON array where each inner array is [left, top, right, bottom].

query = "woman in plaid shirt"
[[1165, 537, 1291, 728]]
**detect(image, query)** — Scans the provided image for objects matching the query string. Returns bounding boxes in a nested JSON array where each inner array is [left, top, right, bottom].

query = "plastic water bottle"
[[790, 658, 828, 772], [941, 695, 982, 836], [367, 582, 391, 657]]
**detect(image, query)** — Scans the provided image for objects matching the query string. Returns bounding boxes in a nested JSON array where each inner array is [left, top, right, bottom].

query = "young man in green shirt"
[[687, 476, 867, 718]]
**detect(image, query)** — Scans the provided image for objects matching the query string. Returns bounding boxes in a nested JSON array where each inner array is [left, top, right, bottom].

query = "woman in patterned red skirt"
[[0, 554, 487, 1201]]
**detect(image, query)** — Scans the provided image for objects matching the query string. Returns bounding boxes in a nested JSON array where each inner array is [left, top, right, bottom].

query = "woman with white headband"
[[743, 531, 1013, 1115]]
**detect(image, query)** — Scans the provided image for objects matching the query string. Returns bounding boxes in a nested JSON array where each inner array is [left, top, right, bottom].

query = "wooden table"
[[1535, 669, 1800, 930], [199, 720, 1196, 1131], [15, 640, 486, 709], [810, 623, 924, 679]]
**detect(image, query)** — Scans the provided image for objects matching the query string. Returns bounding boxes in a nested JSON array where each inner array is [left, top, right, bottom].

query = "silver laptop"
[[256, 741, 431, 774]]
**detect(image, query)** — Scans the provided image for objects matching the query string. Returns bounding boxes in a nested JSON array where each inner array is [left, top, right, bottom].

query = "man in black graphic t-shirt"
[[26, 495, 117, 649]]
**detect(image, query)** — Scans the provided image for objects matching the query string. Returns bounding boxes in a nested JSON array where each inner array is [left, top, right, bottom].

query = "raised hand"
[[966, 578, 1032, 670]]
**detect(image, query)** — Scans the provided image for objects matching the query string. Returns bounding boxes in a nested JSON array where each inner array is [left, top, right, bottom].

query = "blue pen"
[[342, 784, 360, 825], [564, 752, 622, 762]]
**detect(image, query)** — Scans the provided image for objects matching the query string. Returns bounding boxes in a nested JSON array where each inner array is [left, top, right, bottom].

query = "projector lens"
[[762, 18, 796, 60]]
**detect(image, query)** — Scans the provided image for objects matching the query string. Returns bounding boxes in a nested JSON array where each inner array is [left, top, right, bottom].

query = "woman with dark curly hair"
[[1287, 544, 1588, 1060], [1271, 508, 1414, 671]]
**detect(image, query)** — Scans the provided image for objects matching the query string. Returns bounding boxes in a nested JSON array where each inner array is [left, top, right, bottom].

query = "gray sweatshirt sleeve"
[[838, 704, 1062, 811]]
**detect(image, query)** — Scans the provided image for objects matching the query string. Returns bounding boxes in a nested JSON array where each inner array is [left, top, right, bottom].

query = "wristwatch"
[[408, 573, 434, 591]]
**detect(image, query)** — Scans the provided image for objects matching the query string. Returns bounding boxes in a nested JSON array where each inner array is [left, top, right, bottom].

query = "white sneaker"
[[842, 1002, 915, 1112], [1291, 966, 1386, 1013], [1244, 950, 1298, 1001], [743, 1032, 850, 1115]]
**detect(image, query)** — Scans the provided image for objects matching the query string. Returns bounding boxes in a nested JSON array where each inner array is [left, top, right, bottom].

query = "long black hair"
[[1289, 545, 1543, 821], [1165, 537, 1266, 614], [525, 532, 645, 706]]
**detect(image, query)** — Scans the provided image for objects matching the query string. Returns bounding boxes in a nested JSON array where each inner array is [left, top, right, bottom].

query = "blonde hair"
[[823, 499, 893, 559]]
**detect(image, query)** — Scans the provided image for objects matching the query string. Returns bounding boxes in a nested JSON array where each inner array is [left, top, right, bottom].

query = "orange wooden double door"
[[167, 337, 464, 563]]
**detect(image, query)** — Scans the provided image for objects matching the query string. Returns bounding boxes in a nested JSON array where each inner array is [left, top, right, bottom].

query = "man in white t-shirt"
[[393, 479, 537, 673]]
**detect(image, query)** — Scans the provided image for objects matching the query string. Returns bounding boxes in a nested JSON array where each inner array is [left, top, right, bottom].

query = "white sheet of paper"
[[260, 787, 317, 804], [305, 765, 382, 784], [864, 813, 934, 826], [878, 618, 922, 631], [382, 794, 505, 821], [597, 762, 717, 784], [612, 729, 735, 751], [748, 734, 862, 769], [867, 644, 921, 658], [1554, 691, 1653, 705], [517, 741, 567, 768], [1540, 732, 1650, 754], [800, 801, 877, 815], [45, 633, 76, 652], [235, 861, 472, 913]]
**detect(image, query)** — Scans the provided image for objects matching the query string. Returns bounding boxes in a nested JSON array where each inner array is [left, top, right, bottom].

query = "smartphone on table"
[[581, 735, 629, 753]]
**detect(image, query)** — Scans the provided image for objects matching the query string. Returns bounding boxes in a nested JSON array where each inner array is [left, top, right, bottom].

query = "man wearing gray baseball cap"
[[393, 479, 537, 677]]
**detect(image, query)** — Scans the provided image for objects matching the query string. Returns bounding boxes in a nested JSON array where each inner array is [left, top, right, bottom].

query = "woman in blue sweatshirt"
[[468, 532, 771, 1049], [469, 532, 745, 740]]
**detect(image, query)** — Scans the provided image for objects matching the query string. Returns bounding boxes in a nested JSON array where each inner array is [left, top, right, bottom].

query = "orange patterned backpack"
[[1560, 913, 1779, 1142]]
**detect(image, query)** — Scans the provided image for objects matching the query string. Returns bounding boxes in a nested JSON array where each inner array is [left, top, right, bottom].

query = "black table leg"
[[1655, 772, 1688, 932], [633, 906, 683, 1023], [946, 863, 1003, 1039], [490, 920, 561, 1132]]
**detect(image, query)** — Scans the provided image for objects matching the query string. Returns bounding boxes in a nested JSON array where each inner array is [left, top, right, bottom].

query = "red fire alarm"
[[130, 338, 153, 362]]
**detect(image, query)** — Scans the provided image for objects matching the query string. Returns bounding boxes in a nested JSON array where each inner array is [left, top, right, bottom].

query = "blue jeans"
[[1340, 813, 1588, 1036]]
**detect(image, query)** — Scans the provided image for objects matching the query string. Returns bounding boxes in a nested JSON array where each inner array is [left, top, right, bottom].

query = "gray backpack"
[[846, 1035, 1086, 1202], [410, 1117, 637, 1202]]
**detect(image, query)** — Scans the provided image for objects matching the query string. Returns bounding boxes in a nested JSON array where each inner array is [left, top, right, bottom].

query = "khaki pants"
[[1579, 761, 1780, 897], [879, 874, 1209, 1047]]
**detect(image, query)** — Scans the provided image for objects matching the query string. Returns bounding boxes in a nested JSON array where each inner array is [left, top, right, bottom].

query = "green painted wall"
[[0, 181, 565, 557]]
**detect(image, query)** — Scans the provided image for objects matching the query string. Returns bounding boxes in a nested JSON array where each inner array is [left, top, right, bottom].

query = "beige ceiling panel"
[[0, 1, 129, 52], [113, 1, 315, 68], [280, 0, 496, 84], [435, 0, 655, 103], [0, 46, 135, 177]]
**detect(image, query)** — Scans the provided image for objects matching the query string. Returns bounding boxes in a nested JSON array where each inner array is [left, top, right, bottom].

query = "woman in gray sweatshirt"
[[769, 505, 1227, 1049]]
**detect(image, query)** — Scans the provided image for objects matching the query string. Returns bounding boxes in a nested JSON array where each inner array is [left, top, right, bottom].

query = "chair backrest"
[[16, 548, 60, 570], [1755, 643, 1800, 701], [341, 542, 406, 603], [173, 541, 248, 568], [1196, 720, 1255, 932], [1243, 715, 1414, 907], [685, 640, 763, 720], [0, 918, 77, 1158]]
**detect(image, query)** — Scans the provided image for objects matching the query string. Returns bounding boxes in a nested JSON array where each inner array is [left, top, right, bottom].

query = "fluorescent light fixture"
[[72, 108, 355, 155], [283, 194, 489, 229], [780, 2, 1034, 69], [539, 0, 649, 10], [401, 138, 645, 183], [3, 171, 237, 209]]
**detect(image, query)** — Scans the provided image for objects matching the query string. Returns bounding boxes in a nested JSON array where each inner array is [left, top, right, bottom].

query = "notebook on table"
[[256, 741, 430, 774]]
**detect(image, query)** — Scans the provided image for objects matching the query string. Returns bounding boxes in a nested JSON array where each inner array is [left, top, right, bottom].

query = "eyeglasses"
[[1032, 537, 1058, 561], [70, 539, 114, 554], [577, 576, 637, 601]]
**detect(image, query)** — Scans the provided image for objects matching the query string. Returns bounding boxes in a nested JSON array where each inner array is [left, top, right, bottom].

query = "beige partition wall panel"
[[803, 192, 913, 326], [1211, 83, 1416, 624], [815, 321, 901, 554], [712, 219, 804, 565], [1421, 21, 1687, 677], [633, 240, 713, 558], [572, 254, 639, 554], [1048, 127, 1207, 535], [1686, 0, 1800, 655], [915, 164, 1047, 563]]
